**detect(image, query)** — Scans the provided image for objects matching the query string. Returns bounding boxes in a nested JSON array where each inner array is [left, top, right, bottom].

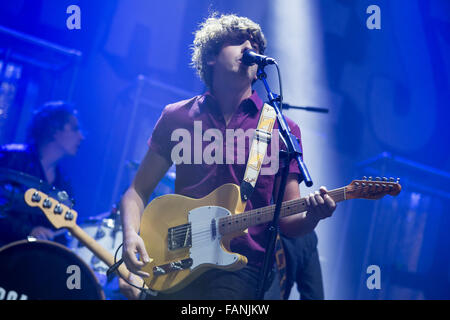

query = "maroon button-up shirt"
[[148, 91, 302, 267]]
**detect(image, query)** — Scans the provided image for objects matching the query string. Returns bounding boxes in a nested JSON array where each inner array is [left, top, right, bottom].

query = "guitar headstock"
[[24, 188, 78, 230], [346, 176, 402, 200]]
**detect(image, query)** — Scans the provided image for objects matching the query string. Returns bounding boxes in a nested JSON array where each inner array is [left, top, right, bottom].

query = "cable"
[[108, 242, 157, 298]]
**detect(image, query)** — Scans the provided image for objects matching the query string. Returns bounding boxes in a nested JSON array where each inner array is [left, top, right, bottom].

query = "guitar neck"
[[69, 224, 132, 281], [218, 186, 347, 235]]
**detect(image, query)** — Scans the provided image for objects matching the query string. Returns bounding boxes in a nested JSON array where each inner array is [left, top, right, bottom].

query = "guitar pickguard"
[[188, 206, 240, 269]]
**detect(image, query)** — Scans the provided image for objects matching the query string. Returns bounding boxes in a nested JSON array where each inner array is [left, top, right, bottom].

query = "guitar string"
[[168, 186, 348, 238], [166, 184, 394, 239], [191, 186, 382, 244], [167, 187, 347, 238], [192, 199, 338, 244], [169, 193, 330, 240], [174, 197, 336, 240]]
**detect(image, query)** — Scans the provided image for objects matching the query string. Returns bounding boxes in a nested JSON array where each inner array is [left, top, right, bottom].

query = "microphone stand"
[[255, 66, 313, 300], [281, 103, 329, 113]]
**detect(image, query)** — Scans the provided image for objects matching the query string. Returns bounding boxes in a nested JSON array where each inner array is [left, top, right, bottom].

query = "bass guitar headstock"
[[24, 188, 77, 230]]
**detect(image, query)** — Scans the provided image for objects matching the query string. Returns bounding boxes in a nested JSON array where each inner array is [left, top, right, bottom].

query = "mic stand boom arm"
[[282, 103, 329, 113], [255, 66, 313, 300]]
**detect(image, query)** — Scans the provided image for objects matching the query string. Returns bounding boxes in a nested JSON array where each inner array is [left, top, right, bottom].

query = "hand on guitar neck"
[[305, 186, 337, 221]]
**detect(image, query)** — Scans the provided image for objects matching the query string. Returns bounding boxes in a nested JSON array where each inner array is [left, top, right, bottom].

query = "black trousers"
[[147, 265, 274, 300], [281, 231, 324, 300]]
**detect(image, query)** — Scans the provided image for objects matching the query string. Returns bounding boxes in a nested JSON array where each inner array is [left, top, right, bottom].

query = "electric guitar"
[[138, 177, 402, 293], [23, 188, 146, 289]]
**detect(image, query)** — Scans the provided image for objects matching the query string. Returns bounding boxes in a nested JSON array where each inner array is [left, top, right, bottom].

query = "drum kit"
[[0, 166, 175, 300]]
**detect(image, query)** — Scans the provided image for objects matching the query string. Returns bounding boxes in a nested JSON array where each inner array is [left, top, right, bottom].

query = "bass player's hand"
[[119, 272, 144, 300]]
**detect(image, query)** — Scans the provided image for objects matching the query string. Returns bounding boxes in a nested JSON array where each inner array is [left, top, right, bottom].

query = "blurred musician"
[[0, 101, 84, 246]]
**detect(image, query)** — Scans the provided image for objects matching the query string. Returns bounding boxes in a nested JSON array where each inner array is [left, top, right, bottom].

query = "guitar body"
[[140, 183, 248, 293]]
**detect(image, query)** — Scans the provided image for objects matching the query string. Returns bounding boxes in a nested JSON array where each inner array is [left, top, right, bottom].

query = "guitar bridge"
[[167, 223, 192, 251]]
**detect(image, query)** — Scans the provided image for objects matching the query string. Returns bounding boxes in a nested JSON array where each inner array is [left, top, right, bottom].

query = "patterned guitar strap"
[[240, 103, 287, 300]]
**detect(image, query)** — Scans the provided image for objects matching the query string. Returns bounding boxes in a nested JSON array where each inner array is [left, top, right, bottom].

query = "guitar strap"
[[239, 103, 288, 300], [240, 103, 276, 202]]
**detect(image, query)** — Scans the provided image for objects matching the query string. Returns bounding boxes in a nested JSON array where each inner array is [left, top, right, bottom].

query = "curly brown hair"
[[191, 13, 267, 88], [26, 101, 78, 148]]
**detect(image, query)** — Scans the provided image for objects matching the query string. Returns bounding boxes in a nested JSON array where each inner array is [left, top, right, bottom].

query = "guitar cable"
[[107, 243, 157, 299]]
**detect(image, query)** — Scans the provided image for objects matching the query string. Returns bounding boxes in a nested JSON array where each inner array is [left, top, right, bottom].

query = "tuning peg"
[[32, 191, 41, 203], [368, 176, 373, 181], [65, 211, 74, 221], [376, 177, 381, 181], [383, 177, 388, 181], [43, 198, 53, 209], [396, 178, 400, 183], [362, 176, 367, 181], [354, 182, 360, 186], [389, 177, 395, 182], [54, 204, 63, 215]]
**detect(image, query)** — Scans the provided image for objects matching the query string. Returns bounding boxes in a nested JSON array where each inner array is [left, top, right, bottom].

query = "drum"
[[68, 216, 123, 287], [0, 239, 104, 300]]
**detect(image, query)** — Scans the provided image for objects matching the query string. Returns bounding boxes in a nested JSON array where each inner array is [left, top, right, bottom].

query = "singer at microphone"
[[242, 49, 276, 66]]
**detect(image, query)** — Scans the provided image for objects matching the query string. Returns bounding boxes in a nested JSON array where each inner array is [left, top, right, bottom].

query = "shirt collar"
[[201, 90, 263, 114]]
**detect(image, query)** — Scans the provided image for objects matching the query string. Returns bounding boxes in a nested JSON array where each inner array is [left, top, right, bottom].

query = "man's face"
[[209, 36, 261, 85], [53, 115, 84, 156]]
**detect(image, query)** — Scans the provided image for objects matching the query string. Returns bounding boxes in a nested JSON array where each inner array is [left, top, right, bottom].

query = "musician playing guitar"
[[121, 13, 336, 300]]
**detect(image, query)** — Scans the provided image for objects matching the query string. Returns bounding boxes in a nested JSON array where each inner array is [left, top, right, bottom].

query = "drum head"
[[0, 240, 104, 300]]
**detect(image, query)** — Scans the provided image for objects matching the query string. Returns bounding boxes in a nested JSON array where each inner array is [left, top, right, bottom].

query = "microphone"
[[242, 49, 276, 66]]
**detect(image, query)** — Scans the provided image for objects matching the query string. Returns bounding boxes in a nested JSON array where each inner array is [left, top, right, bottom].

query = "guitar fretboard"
[[217, 186, 347, 235]]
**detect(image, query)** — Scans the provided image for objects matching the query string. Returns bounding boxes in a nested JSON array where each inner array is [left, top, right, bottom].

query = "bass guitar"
[[23, 188, 147, 290]]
